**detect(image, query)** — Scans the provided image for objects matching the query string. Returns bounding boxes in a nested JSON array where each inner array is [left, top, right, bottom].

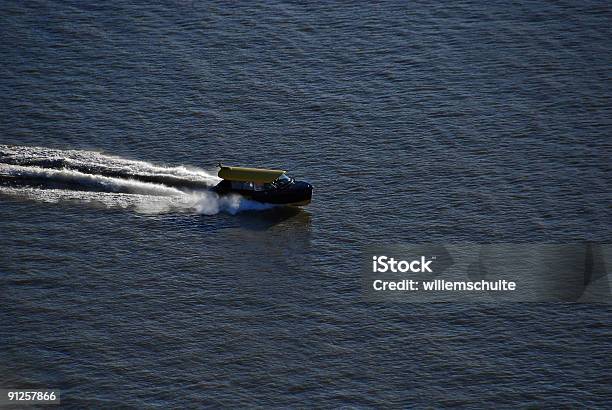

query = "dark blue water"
[[1, 1, 611, 407]]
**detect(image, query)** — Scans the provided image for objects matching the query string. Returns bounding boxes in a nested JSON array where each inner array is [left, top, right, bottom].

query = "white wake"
[[0, 146, 275, 215]]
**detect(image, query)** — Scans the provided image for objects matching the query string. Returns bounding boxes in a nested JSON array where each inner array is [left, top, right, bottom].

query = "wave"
[[0, 164, 185, 196], [0, 145, 274, 215], [0, 144, 220, 189]]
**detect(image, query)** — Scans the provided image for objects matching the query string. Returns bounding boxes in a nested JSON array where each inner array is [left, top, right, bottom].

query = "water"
[[1, 1, 611, 407]]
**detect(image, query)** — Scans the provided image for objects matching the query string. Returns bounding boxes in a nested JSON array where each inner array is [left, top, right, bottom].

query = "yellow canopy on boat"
[[218, 165, 286, 183]]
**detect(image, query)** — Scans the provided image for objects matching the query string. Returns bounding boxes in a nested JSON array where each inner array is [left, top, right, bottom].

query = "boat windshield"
[[264, 174, 293, 190], [276, 174, 292, 186]]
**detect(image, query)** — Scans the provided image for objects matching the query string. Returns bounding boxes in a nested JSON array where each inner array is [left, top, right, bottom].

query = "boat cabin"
[[212, 165, 313, 206]]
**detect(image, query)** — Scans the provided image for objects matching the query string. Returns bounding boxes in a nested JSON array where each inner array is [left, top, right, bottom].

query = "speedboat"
[[211, 164, 313, 206]]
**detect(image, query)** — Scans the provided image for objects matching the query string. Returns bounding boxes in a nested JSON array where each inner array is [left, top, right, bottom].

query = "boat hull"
[[212, 180, 313, 206]]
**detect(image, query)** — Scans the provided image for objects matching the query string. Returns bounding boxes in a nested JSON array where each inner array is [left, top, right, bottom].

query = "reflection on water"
[[234, 206, 311, 231]]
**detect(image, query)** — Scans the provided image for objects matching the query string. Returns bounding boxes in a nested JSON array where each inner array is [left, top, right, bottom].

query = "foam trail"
[[184, 192, 276, 215], [0, 164, 184, 196], [0, 144, 221, 188], [0, 180, 277, 215], [0, 146, 278, 215], [0, 186, 179, 209]]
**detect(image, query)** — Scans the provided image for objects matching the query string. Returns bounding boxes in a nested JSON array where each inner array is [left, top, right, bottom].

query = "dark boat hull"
[[212, 180, 313, 206]]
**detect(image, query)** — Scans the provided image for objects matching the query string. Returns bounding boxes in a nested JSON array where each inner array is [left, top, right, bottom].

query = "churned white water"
[[0, 145, 275, 215]]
